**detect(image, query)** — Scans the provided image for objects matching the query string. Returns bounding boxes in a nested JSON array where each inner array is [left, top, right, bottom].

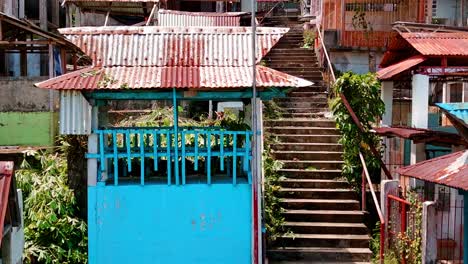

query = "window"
[[345, 3, 397, 12]]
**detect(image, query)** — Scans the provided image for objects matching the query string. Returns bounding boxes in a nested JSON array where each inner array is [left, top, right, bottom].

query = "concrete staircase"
[[263, 16, 372, 264]]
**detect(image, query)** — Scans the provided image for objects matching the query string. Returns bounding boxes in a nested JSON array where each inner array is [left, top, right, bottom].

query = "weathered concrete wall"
[[0, 112, 58, 146], [0, 77, 58, 112], [330, 51, 384, 74]]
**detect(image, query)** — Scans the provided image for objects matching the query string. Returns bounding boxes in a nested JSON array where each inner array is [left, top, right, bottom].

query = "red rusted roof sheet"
[[380, 32, 468, 67], [374, 126, 467, 147], [401, 32, 468, 56], [35, 65, 313, 90], [158, 10, 247, 27], [39, 26, 313, 90], [0, 162, 13, 246], [59, 26, 287, 67], [397, 150, 468, 191], [377, 55, 426, 80]]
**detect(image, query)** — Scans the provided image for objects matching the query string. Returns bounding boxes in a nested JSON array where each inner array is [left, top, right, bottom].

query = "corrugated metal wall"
[[59, 90, 92, 135], [158, 10, 242, 27]]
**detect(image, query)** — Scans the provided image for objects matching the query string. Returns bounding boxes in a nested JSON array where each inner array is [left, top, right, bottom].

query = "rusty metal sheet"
[[374, 126, 467, 147], [397, 150, 468, 191], [377, 55, 426, 80], [158, 10, 247, 27], [35, 65, 313, 90], [401, 32, 468, 56], [0, 162, 13, 247], [58, 26, 288, 67]]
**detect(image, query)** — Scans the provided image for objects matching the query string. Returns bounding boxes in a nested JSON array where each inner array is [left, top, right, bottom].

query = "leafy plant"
[[329, 72, 385, 188], [396, 191, 423, 264], [302, 29, 316, 49], [263, 101, 283, 120], [16, 151, 88, 264], [263, 142, 287, 243]]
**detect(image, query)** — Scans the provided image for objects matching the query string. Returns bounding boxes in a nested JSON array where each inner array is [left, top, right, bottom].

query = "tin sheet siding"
[[59, 91, 92, 135], [158, 10, 243, 27], [59, 27, 287, 67]]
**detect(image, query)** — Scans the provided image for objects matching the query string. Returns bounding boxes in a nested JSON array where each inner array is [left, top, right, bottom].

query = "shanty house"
[[35, 26, 312, 264]]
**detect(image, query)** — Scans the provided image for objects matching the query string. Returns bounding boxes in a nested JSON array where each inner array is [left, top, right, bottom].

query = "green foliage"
[[263, 143, 287, 243], [302, 30, 316, 49], [396, 191, 423, 264], [370, 222, 399, 264], [16, 151, 88, 264], [263, 101, 283, 120], [329, 72, 385, 188]]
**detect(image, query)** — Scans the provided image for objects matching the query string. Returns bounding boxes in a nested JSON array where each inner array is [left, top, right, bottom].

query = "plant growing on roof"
[[329, 72, 384, 188]]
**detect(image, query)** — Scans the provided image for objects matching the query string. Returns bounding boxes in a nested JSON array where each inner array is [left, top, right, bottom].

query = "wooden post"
[[39, 0, 47, 30], [61, 48, 67, 74]]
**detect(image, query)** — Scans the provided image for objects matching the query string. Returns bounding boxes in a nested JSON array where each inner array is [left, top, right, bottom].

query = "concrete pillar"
[[422, 201, 437, 264], [411, 74, 429, 165], [381, 81, 394, 126], [380, 180, 399, 220], [1, 190, 24, 264], [380, 180, 399, 251]]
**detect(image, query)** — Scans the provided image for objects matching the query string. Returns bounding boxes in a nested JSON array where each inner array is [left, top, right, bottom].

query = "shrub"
[[329, 72, 385, 188], [16, 151, 88, 264]]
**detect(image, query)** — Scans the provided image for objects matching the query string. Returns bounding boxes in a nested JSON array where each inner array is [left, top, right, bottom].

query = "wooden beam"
[[146, 4, 157, 26], [0, 40, 53, 45], [0, 21, 2, 41], [61, 48, 67, 74]]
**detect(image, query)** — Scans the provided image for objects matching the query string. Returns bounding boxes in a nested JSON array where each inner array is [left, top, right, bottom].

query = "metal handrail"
[[315, 23, 335, 83], [315, 21, 392, 180], [359, 152, 385, 264]]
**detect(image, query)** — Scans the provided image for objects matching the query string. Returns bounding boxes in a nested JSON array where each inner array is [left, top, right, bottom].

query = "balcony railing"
[[86, 127, 253, 186]]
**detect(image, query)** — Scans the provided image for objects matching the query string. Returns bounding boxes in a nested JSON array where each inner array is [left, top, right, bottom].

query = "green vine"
[[329, 72, 385, 188]]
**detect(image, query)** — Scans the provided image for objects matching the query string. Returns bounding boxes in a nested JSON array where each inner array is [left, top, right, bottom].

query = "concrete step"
[[279, 188, 356, 200], [271, 143, 342, 152], [283, 222, 368, 235], [278, 169, 342, 179], [283, 210, 365, 223], [267, 62, 319, 68], [270, 134, 340, 143], [279, 179, 348, 188], [276, 234, 370, 248], [281, 112, 327, 118], [273, 67, 322, 73], [265, 119, 335, 128], [266, 127, 339, 135], [288, 91, 328, 97], [268, 247, 372, 262], [272, 150, 343, 161], [276, 102, 328, 109], [280, 107, 328, 114], [281, 199, 360, 211], [280, 160, 343, 170], [266, 54, 317, 60]]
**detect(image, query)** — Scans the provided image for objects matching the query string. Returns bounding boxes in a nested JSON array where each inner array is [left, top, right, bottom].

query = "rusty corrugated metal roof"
[[59, 26, 287, 67], [35, 65, 313, 90], [158, 10, 247, 27], [377, 55, 426, 80], [397, 150, 468, 191], [401, 32, 468, 56], [380, 32, 468, 67], [374, 126, 467, 147]]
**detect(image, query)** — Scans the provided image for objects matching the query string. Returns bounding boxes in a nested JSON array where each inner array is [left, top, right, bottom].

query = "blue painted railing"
[[86, 127, 252, 186]]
